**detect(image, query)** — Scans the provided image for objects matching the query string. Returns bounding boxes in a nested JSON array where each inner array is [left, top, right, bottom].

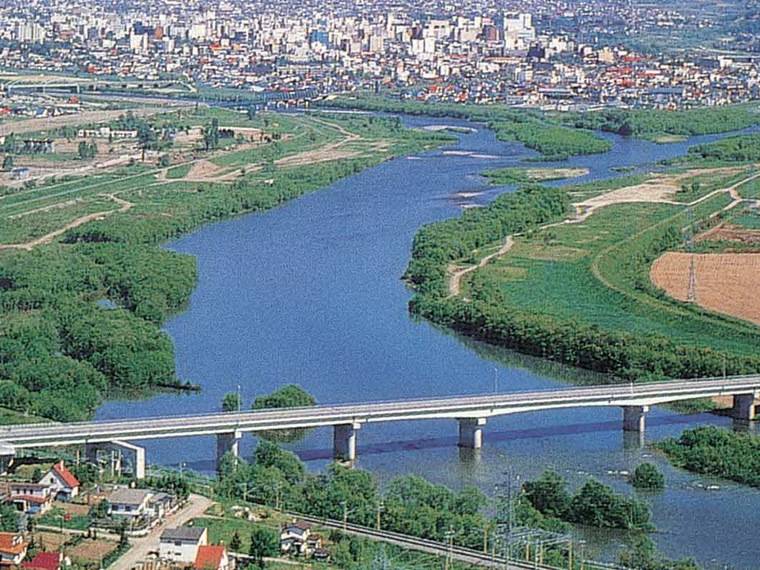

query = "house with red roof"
[[38, 462, 80, 501], [22, 551, 62, 570], [193, 545, 231, 570], [0, 533, 28, 566]]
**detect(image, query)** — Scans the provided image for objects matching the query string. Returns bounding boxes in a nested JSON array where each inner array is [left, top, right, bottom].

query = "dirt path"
[[448, 236, 513, 297], [110, 494, 213, 570], [0, 193, 133, 250]]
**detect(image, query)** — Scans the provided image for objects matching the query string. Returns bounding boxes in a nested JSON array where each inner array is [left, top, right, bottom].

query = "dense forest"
[[215, 440, 676, 567], [0, 244, 197, 421], [686, 133, 760, 163]]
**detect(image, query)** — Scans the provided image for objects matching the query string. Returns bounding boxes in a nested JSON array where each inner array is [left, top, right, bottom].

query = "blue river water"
[[97, 116, 760, 568]]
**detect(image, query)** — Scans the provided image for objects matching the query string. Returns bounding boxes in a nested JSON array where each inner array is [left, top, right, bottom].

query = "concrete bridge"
[[0, 375, 758, 478]]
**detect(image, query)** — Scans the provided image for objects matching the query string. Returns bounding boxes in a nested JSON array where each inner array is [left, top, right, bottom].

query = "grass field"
[[0, 110, 445, 250], [462, 169, 760, 356]]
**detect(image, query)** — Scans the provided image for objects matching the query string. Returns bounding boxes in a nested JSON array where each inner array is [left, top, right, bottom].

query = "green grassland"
[[483, 167, 589, 185], [406, 168, 760, 381], [468, 195, 758, 355]]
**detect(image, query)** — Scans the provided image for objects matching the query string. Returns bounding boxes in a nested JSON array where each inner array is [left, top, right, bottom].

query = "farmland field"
[[651, 252, 760, 326]]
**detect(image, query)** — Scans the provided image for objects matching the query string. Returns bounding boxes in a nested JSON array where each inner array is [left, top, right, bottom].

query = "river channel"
[[97, 116, 760, 568]]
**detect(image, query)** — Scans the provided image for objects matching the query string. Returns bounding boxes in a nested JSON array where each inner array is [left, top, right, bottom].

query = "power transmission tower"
[[685, 206, 697, 303]]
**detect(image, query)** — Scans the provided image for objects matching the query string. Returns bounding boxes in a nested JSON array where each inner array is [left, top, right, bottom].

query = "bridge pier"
[[333, 423, 361, 462], [458, 418, 487, 449], [732, 394, 757, 421], [622, 405, 649, 433], [216, 431, 242, 471], [84, 440, 145, 480]]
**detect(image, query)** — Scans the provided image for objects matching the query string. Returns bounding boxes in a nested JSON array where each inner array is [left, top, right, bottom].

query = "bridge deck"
[[0, 376, 757, 448]]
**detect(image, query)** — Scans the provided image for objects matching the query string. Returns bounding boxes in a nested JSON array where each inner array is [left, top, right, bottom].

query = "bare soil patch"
[[57, 502, 92, 516], [36, 531, 67, 551], [575, 178, 681, 210], [69, 539, 118, 563], [651, 252, 760, 325], [186, 160, 221, 179], [697, 224, 760, 246]]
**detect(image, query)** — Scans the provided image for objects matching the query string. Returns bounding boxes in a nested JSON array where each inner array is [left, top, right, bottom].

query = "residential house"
[[38, 462, 80, 501], [0, 533, 27, 566], [193, 545, 231, 570], [9, 483, 53, 515], [312, 549, 330, 563], [159, 526, 208, 563], [22, 551, 63, 570], [146, 492, 177, 521], [107, 488, 153, 520], [279, 521, 312, 555]]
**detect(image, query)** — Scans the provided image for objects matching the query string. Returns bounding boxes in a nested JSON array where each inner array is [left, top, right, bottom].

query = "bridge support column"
[[458, 418, 487, 449], [84, 441, 146, 480], [622, 405, 649, 433], [333, 423, 361, 462], [216, 431, 242, 472], [0, 442, 15, 476], [732, 394, 756, 421]]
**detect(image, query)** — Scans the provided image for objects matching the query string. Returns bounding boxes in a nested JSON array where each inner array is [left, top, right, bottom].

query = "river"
[[97, 116, 760, 569]]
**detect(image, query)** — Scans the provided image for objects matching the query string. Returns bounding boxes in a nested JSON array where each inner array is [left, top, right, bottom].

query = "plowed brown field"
[[651, 253, 760, 325]]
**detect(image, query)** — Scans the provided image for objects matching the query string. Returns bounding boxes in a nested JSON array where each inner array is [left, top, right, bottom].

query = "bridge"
[[0, 375, 757, 478]]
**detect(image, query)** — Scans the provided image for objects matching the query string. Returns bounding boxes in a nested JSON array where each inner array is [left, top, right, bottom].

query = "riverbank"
[[0, 110, 452, 423]]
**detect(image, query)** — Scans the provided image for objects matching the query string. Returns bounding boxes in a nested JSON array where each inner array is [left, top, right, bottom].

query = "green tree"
[[253, 440, 305, 484], [252, 385, 316, 410], [203, 119, 220, 151], [249, 527, 278, 567], [521, 471, 571, 519], [0, 505, 19, 532], [222, 392, 242, 412], [2, 155, 13, 172], [630, 463, 665, 491], [78, 141, 90, 160], [568, 479, 651, 530], [229, 530, 242, 552]]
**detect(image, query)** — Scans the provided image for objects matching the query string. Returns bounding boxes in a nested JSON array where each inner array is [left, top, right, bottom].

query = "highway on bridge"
[[1, 375, 758, 449]]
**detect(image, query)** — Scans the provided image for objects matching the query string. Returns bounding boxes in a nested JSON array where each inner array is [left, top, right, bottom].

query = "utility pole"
[[341, 500, 348, 532], [376, 501, 384, 531], [444, 528, 455, 570]]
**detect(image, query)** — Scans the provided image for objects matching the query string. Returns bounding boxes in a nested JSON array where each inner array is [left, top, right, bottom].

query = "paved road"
[[110, 494, 213, 570]]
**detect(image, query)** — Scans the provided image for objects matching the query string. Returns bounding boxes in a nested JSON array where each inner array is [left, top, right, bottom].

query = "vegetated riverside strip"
[[0, 109, 451, 423], [558, 104, 760, 142], [656, 426, 760, 488], [217, 438, 661, 569], [404, 167, 760, 382], [320, 94, 612, 160], [322, 96, 760, 158]]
